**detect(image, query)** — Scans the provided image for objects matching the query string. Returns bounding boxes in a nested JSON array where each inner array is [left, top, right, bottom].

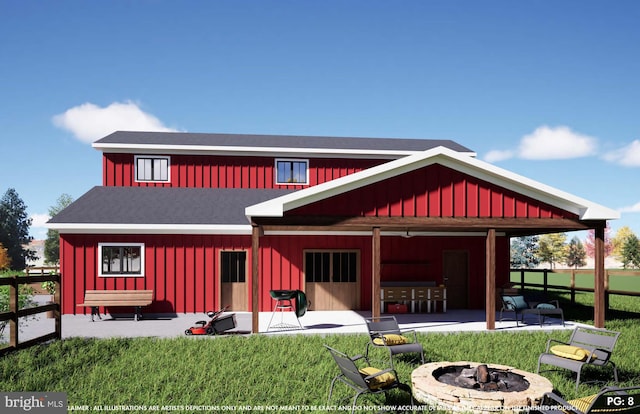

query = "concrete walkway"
[[4, 295, 580, 343]]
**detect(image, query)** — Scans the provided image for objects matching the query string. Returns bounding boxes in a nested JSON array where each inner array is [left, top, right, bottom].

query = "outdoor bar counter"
[[380, 281, 447, 313]]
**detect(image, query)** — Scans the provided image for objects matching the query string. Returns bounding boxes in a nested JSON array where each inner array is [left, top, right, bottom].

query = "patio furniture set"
[[325, 315, 638, 414]]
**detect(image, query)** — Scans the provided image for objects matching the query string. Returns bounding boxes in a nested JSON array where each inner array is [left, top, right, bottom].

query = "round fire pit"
[[412, 361, 553, 413]]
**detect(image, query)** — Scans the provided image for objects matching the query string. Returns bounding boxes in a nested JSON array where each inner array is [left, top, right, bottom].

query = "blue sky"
[[1, 0, 639, 241]]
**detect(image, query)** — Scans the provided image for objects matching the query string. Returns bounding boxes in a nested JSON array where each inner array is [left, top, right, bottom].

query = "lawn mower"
[[184, 305, 237, 335]]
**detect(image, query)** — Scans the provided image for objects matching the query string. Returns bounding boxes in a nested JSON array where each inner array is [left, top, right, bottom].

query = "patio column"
[[594, 223, 606, 328], [372, 227, 381, 318], [486, 228, 496, 330], [251, 224, 261, 333]]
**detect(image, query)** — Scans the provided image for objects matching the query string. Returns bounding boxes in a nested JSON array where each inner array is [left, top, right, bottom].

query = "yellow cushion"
[[566, 394, 597, 413], [372, 334, 408, 346], [359, 366, 396, 390], [550, 345, 596, 361]]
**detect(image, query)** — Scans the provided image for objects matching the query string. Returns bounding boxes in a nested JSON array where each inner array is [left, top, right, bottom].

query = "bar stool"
[[267, 290, 303, 331]]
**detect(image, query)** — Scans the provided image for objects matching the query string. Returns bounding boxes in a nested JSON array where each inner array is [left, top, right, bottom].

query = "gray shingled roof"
[[94, 131, 474, 153], [48, 187, 294, 225]]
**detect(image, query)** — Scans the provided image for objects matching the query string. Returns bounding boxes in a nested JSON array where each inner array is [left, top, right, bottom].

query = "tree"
[[44, 193, 74, 264], [620, 234, 640, 269], [510, 236, 540, 269], [611, 226, 635, 262], [565, 236, 587, 269], [538, 233, 567, 269], [0, 188, 35, 270], [584, 223, 613, 258]]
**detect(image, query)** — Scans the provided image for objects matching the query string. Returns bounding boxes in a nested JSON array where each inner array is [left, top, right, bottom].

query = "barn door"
[[443, 250, 469, 309], [220, 251, 247, 311], [304, 251, 359, 310]]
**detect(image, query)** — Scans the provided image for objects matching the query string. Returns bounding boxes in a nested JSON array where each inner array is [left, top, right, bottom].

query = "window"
[[99, 243, 144, 277], [305, 251, 358, 283], [221, 251, 246, 283], [276, 159, 308, 185], [135, 156, 170, 182]]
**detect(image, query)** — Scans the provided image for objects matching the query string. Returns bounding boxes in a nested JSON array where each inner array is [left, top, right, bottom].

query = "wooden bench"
[[77, 290, 154, 321]]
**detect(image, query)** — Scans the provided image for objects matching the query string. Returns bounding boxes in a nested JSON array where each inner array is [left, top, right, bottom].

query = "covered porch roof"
[[245, 146, 619, 333]]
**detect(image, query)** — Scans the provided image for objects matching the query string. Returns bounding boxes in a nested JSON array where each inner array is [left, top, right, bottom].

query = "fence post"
[[604, 270, 610, 316], [543, 270, 548, 295], [570, 270, 576, 304], [9, 277, 18, 349], [54, 274, 61, 339]]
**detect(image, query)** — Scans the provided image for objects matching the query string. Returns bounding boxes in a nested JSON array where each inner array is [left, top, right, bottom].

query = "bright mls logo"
[[1, 392, 66, 413]]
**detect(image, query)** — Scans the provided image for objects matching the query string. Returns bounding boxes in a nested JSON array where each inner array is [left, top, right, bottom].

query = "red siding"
[[103, 154, 382, 188], [290, 164, 579, 220], [61, 234, 251, 315], [61, 231, 510, 314]]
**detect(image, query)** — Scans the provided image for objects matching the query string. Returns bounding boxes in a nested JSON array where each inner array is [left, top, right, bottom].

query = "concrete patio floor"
[[5, 300, 582, 344]]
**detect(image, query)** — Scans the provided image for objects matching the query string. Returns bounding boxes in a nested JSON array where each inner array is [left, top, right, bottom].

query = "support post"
[[251, 224, 261, 333], [594, 223, 605, 328], [372, 227, 381, 318], [486, 229, 496, 330]]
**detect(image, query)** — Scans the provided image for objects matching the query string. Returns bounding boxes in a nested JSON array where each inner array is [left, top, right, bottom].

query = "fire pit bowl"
[[412, 361, 553, 413]]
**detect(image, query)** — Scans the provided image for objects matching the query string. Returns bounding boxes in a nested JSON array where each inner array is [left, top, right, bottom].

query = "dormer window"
[[135, 155, 170, 182], [275, 158, 308, 185]]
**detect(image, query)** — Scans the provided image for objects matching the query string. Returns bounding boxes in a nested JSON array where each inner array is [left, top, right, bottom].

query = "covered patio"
[[246, 147, 619, 333]]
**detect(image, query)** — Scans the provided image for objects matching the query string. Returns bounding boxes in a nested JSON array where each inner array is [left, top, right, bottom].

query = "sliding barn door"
[[304, 251, 359, 310]]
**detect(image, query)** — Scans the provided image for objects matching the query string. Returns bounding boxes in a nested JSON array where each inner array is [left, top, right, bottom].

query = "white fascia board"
[[91, 142, 479, 160], [46, 223, 252, 235], [246, 146, 619, 221]]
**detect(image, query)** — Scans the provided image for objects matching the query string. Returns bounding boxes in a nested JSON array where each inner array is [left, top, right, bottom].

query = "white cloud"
[[517, 125, 597, 160], [618, 201, 640, 213], [603, 140, 640, 167], [483, 125, 598, 163], [52, 101, 178, 143], [29, 213, 50, 240], [483, 149, 514, 163]]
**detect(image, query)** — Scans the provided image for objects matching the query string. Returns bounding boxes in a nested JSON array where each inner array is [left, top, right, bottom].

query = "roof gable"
[[245, 146, 619, 221]]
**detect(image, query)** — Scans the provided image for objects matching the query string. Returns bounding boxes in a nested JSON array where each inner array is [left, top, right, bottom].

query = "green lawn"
[[1, 293, 639, 413]]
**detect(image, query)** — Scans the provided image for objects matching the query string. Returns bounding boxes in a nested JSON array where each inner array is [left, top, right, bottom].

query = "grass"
[[0, 293, 639, 413]]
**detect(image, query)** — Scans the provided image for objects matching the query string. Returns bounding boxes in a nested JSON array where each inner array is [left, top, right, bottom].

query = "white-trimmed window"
[[99, 243, 145, 277], [275, 158, 308, 185], [135, 155, 170, 182]]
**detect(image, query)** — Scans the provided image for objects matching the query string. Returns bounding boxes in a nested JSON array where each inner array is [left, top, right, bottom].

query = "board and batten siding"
[[62, 234, 250, 315], [61, 233, 377, 314], [289, 164, 579, 220], [102, 153, 381, 189]]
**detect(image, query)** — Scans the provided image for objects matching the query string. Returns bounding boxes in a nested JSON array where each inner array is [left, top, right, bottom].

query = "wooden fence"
[[509, 268, 640, 309], [0, 273, 61, 356]]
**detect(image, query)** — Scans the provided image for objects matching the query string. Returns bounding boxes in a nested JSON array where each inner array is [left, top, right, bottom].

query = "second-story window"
[[135, 156, 170, 182], [276, 159, 308, 185]]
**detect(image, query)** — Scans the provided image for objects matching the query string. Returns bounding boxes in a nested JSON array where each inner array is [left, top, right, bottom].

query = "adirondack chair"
[[325, 345, 412, 414], [537, 327, 621, 390], [539, 386, 640, 413]]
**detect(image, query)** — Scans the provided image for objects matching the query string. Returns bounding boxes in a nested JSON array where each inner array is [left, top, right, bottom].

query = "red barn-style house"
[[48, 131, 619, 332]]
